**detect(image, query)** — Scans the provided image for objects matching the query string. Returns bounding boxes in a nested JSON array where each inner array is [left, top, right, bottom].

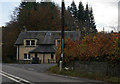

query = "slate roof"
[[15, 31, 80, 45], [29, 45, 56, 54]]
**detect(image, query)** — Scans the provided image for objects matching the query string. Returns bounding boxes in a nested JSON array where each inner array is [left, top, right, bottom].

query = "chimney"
[[24, 28, 27, 32], [22, 26, 27, 32]]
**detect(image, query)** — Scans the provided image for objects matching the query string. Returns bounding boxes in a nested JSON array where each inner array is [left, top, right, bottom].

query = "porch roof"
[[29, 45, 56, 54]]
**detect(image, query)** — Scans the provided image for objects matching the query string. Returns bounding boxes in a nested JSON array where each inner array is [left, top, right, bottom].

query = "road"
[[1, 64, 107, 84]]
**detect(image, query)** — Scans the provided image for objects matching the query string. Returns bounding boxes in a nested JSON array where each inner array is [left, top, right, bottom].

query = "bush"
[[56, 33, 120, 64]]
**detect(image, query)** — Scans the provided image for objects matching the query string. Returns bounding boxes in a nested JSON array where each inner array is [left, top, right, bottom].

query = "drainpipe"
[[18, 45, 19, 63], [43, 53, 45, 63]]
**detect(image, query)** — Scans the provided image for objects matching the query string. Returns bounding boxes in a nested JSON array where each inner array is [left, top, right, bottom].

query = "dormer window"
[[25, 39, 35, 46], [26, 40, 30, 46], [31, 40, 35, 45]]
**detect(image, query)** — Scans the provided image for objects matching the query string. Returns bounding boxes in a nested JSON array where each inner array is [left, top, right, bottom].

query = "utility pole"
[[60, 0, 65, 71]]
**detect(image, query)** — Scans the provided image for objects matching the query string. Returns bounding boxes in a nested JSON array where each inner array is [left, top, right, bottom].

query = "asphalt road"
[[1, 64, 108, 84], [2, 76, 13, 82]]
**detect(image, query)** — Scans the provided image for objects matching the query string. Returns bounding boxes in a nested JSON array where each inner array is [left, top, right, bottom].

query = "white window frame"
[[24, 54, 30, 60]]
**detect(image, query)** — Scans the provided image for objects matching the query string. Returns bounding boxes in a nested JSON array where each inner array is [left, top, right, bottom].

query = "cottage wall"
[[33, 54, 56, 63], [17, 45, 56, 63], [17, 45, 36, 60]]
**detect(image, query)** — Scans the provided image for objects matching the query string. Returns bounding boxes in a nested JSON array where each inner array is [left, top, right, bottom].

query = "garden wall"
[[68, 61, 120, 77]]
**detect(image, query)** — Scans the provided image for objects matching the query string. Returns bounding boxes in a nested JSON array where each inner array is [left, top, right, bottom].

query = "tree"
[[69, 1, 78, 19], [56, 33, 120, 63], [17, 2, 61, 30], [81, 3, 97, 37], [67, 1, 98, 38], [84, 3, 90, 29], [2, 22, 20, 62], [89, 7, 97, 33], [65, 7, 78, 30], [77, 1, 84, 22]]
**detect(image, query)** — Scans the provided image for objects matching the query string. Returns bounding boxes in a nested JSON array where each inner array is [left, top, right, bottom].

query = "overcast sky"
[[0, 0, 119, 32]]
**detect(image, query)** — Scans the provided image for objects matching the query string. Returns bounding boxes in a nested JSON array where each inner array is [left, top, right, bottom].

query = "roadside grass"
[[47, 65, 120, 83]]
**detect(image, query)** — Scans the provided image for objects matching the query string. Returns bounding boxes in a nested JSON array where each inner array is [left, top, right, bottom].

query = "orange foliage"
[[56, 33, 120, 64]]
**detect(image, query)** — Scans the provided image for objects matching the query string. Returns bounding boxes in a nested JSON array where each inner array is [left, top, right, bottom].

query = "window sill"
[[25, 45, 36, 47], [24, 59, 31, 60]]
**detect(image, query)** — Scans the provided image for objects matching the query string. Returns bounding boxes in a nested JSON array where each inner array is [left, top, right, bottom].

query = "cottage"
[[15, 31, 80, 64]]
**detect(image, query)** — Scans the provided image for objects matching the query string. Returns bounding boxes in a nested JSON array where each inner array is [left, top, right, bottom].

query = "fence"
[[48, 59, 56, 63], [67, 61, 120, 77], [18, 60, 41, 64], [18, 59, 56, 64]]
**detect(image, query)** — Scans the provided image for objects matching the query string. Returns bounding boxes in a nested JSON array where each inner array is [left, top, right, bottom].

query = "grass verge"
[[47, 65, 120, 83]]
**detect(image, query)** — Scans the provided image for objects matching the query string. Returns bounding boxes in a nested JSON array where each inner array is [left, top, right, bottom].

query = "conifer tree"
[[89, 7, 97, 33], [70, 0, 78, 19], [77, 1, 84, 22], [82, 3, 90, 35], [84, 3, 90, 26]]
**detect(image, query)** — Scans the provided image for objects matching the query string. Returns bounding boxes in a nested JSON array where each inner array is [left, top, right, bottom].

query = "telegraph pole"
[[60, 0, 65, 71]]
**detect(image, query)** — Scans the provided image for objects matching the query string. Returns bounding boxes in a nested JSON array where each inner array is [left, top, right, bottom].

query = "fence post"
[[59, 61, 62, 71]]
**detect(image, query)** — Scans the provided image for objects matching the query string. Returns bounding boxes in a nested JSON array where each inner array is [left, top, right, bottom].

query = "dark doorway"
[[35, 54, 37, 58], [51, 54, 54, 59], [32, 54, 39, 64]]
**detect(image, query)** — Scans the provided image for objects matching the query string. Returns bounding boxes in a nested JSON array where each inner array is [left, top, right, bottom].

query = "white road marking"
[[0, 71, 33, 84], [0, 72, 21, 83], [2, 71, 31, 83]]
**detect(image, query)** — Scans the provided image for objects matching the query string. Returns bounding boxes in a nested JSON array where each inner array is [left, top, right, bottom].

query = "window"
[[24, 54, 30, 60], [31, 40, 35, 45], [26, 40, 35, 46], [26, 40, 30, 46], [24, 54, 27, 59]]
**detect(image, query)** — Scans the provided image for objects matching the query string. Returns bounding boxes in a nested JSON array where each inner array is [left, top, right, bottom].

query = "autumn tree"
[[56, 33, 120, 64], [17, 2, 61, 30]]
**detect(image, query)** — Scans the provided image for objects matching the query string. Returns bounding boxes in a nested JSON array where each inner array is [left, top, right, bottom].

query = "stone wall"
[[68, 61, 120, 77]]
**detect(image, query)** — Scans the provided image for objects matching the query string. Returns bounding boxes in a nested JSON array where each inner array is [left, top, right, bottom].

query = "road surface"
[[1, 64, 108, 84]]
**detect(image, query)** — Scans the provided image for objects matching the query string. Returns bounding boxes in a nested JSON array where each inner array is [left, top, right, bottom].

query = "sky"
[[0, 0, 119, 32]]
